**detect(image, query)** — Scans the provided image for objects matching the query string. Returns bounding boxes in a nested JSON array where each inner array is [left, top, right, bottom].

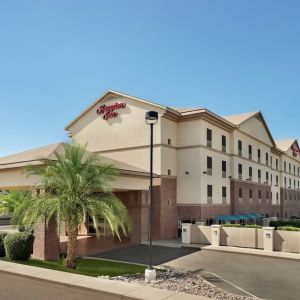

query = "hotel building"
[[0, 90, 300, 244]]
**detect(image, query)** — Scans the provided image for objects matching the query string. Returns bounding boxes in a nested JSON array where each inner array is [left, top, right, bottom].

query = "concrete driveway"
[[163, 249, 300, 300], [86, 244, 199, 265]]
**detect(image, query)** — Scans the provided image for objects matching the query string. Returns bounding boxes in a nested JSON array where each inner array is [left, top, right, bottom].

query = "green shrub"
[[277, 226, 300, 232], [4, 232, 34, 260], [0, 232, 8, 257], [244, 224, 263, 229], [222, 224, 242, 227], [270, 220, 300, 229]]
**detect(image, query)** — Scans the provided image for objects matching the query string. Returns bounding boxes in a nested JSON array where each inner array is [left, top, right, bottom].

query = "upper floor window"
[[207, 129, 212, 148], [258, 169, 261, 183], [238, 163, 243, 180], [294, 165, 296, 175], [284, 161, 287, 172], [289, 163, 291, 174], [222, 160, 227, 178], [258, 149, 261, 163], [284, 177, 287, 188], [222, 135, 226, 152], [167, 138, 172, 145], [266, 153, 269, 166], [276, 159, 278, 170], [207, 156, 212, 175], [249, 166, 253, 181], [298, 167, 300, 177], [222, 186, 227, 204], [248, 145, 252, 160], [270, 156, 273, 168], [266, 171, 269, 184], [238, 140, 242, 156], [207, 185, 213, 204], [276, 175, 279, 186]]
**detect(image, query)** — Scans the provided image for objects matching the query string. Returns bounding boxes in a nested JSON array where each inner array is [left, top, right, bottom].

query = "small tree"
[[13, 143, 131, 268], [0, 191, 31, 224]]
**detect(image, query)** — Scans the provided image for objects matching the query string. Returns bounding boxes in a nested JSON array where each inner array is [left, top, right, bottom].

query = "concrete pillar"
[[263, 227, 274, 251], [211, 225, 221, 246], [32, 217, 60, 260], [181, 223, 192, 244]]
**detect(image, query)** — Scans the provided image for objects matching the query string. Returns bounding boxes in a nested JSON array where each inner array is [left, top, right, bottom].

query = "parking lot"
[[164, 249, 300, 300]]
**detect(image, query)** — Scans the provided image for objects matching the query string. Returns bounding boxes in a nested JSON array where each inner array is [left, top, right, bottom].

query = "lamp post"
[[145, 111, 158, 283]]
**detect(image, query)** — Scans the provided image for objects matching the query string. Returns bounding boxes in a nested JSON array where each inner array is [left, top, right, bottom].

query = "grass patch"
[[0, 257, 146, 277]]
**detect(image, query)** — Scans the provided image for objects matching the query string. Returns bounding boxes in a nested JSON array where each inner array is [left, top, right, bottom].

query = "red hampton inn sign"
[[96, 102, 126, 120]]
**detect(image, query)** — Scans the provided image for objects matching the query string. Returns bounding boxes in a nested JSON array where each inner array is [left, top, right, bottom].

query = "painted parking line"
[[199, 271, 260, 299]]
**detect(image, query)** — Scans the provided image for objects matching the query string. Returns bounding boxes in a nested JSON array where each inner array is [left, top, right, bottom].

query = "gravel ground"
[[99, 270, 260, 300]]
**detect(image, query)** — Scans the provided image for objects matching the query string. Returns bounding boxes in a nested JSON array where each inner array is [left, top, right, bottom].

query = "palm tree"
[[13, 143, 131, 269], [0, 190, 31, 224]]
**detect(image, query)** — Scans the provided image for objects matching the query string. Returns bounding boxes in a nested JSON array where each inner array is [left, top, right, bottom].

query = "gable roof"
[[0, 143, 149, 175], [275, 139, 299, 153], [65, 90, 167, 131], [223, 111, 276, 146], [222, 111, 260, 125]]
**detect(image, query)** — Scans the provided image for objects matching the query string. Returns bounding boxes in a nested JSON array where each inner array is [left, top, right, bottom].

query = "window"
[[238, 140, 242, 156], [258, 149, 261, 163], [222, 186, 227, 204], [222, 135, 226, 152], [207, 156, 212, 175], [266, 171, 269, 184], [271, 173, 273, 185], [238, 188, 243, 204], [248, 145, 252, 160], [249, 166, 253, 181], [258, 169, 261, 183], [294, 165, 296, 175], [238, 163, 243, 180], [294, 179, 296, 189], [249, 189, 253, 204], [207, 185, 212, 204], [266, 153, 269, 166], [276, 192, 279, 205], [222, 160, 226, 178], [284, 177, 287, 188], [289, 178, 291, 188], [298, 167, 300, 177], [284, 161, 287, 172], [270, 156, 273, 168], [258, 190, 262, 204], [207, 129, 212, 148], [167, 138, 172, 145], [289, 163, 291, 174], [276, 175, 279, 186], [276, 159, 278, 170], [167, 169, 171, 176]]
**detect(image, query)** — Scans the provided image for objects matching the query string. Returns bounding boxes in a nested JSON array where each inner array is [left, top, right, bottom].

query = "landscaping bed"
[[0, 257, 146, 277], [104, 270, 259, 300]]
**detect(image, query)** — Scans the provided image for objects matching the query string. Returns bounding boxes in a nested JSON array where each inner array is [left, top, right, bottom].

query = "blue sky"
[[0, 0, 300, 156]]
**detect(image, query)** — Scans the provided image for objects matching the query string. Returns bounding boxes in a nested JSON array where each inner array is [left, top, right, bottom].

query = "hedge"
[[221, 224, 262, 228], [4, 232, 34, 260], [269, 220, 300, 229], [0, 232, 8, 257], [277, 226, 300, 232]]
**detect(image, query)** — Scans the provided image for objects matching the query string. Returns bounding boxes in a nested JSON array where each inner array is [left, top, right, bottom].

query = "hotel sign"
[[96, 102, 126, 120]]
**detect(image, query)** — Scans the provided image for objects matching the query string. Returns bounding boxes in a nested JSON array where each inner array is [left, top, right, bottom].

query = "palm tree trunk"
[[64, 227, 78, 269]]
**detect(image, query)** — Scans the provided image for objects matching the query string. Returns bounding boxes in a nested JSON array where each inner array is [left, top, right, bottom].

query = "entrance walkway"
[[60, 235, 134, 257]]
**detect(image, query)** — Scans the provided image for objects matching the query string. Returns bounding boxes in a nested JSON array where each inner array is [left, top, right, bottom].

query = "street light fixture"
[[145, 111, 158, 283]]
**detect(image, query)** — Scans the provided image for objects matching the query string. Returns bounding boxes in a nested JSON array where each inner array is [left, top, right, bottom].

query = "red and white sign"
[[96, 102, 126, 120], [291, 143, 300, 157]]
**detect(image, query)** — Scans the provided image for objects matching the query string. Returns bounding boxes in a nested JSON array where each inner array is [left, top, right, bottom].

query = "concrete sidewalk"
[[0, 260, 209, 300], [202, 245, 300, 261]]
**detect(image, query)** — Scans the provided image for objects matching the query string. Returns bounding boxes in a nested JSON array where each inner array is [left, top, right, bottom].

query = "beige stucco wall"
[[189, 225, 212, 244], [274, 230, 300, 253], [0, 168, 39, 190], [0, 167, 149, 192]]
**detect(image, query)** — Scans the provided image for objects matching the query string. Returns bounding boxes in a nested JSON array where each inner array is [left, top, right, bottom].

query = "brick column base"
[[32, 218, 60, 260]]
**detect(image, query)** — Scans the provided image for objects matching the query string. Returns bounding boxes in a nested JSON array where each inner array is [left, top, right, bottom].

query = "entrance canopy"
[[216, 213, 264, 222]]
